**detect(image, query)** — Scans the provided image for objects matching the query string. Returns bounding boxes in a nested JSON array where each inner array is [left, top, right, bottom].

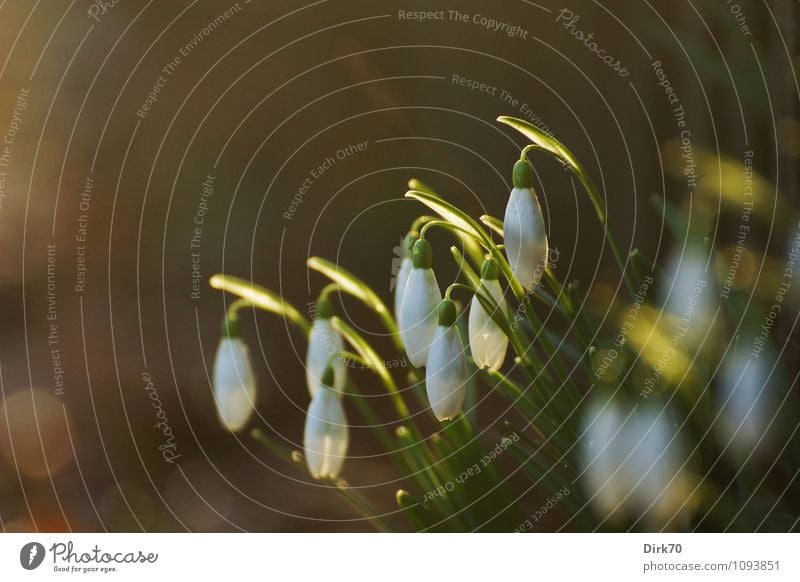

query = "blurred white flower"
[[304, 378, 349, 480], [213, 334, 257, 432], [398, 239, 441, 367], [717, 343, 773, 455], [468, 258, 509, 370], [306, 309, 345, 398], [504, 159, 548, 290], [426, 299, 467, 421], [582, 399, 694, 529], [660, 247, 716, 346], [394, 232, 417, 323]]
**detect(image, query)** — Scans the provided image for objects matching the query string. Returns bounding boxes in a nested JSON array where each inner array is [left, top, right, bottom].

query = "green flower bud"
[[437, 298, 457, 327], [512, 159, 534, 189], [412, 238, 433, 269], [480, 257, 500, 280]]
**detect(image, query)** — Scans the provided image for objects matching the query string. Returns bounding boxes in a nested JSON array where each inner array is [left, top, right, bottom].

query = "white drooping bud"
[[425, 299, 467, 421], [394, 231, 417, 323], [304, 367, 349, 479], [504, 159, 548, 290], [305, 297, 345, 398], [398, 239, 442, 367], [468, 258, 509, 370], [213, 318, 257, 432]]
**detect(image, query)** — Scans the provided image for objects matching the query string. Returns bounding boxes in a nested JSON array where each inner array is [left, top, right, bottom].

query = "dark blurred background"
[[0, 0, 797, 531]]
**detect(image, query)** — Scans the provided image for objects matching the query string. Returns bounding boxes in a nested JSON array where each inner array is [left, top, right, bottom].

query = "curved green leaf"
[[331, 316, 409, 418], [307, 257, 400, 350], [209, 274, 309, 334], [480, 215, 504, 237]]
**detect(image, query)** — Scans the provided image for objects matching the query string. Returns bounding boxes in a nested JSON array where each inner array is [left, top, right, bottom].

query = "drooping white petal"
[[304, 387, 349, 479], [468, 278, 509, 370], [504, 187, 548, 290], [717, 344, 772, 455], [425, 325, 467, 421], [394, 256, 413, 323], [213, 337, 257, 432], [398, 268, 441, 366], [305, 318, 346, 398]]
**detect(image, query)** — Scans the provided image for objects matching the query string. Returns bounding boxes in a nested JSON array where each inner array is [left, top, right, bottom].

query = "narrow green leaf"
[[405, 189, 488, 245], [396, 489, 432, 531], [307, 257, 394, 326], [497, 115, 579, 169], [331, 316, 410, 419], [480, 214, 504, 237], [210, 274, 309, 334]]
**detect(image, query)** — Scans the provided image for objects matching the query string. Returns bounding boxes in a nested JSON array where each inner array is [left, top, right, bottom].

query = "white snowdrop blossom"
[[468, 258, 509, 370], [394, 231, 417, 323], [504, 159, 548, 290], [426, 299, 468, 421], [582, 399, 694, 529], [305, 298, 346, 398], [304, 368, 349, 479], [717, 343, 773, 455], [398, 239, 442, 367], [213, 327, 257, 432]]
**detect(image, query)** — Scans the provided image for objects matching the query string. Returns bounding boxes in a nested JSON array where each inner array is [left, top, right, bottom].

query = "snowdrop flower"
[[305, 296, 345, 398], [394, 231, 417, 323], [213, 316, 257, 432], [660, 246, 717, 348], [304, 367, 349, 479], [504, 158, 548, 290], [582, 399, 628, 520], [582, 399, 694, 529], [468, 258, 509, 370], [716, 342, 773, 456], [425, 299, 467, 421], [398, 239, 442, 366]]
